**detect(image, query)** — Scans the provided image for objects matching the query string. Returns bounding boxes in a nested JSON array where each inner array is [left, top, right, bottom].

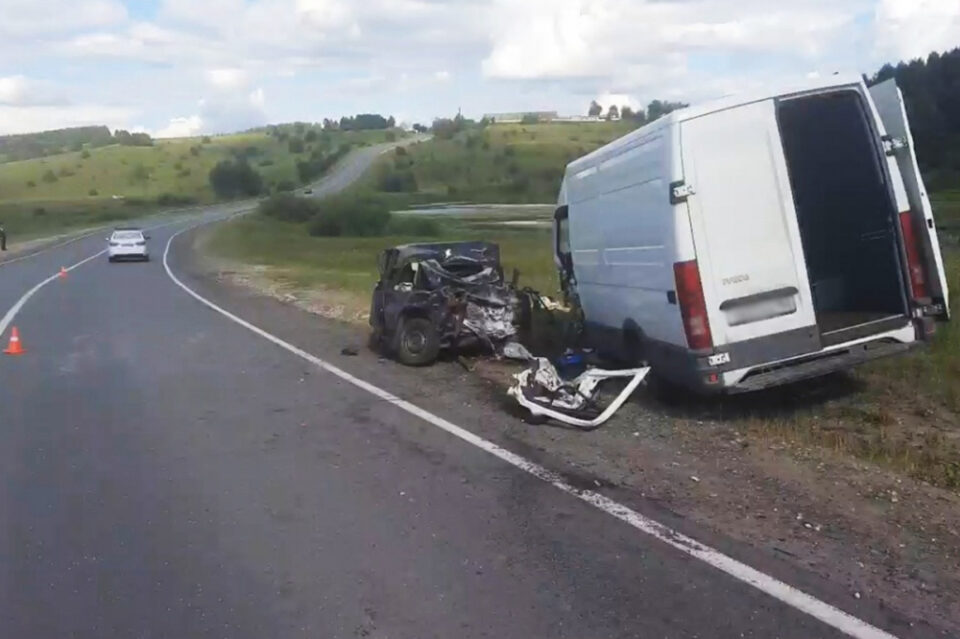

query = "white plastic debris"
[[508, 357, 650, 429]]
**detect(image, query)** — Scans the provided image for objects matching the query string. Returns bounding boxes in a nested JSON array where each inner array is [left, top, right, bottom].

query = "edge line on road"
[[163, 222, 899, 639]]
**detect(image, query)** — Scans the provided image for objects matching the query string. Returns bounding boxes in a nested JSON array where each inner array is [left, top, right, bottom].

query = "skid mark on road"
[[163, 223, 900, 639]]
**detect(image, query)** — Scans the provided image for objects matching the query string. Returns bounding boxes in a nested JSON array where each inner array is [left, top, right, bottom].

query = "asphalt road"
[[0, 147, 934, 638]]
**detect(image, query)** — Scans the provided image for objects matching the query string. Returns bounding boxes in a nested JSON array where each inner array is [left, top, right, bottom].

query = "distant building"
[[483, 111, 559, 124]]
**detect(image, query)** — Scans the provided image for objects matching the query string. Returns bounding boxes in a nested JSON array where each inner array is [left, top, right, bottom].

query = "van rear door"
[[679, 100, 818, 348], [869, 79, 950, 319]]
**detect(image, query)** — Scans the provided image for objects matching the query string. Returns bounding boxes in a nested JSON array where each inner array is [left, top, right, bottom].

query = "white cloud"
[[0, 104, 135, 135], [207, 67, 249, 90], [154, 114, 203, 138], [481, 0, 865, 82], [0, 75, 68, 106], [433, 70, 452, 82], [0, 0, 127, 37], [874, 0, 960, 61]]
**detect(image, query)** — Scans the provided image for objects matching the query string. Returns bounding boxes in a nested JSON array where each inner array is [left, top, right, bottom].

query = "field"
[[204, 208, 557, 316], [0, 128, 400, 245], [364, 121, 636, 203]]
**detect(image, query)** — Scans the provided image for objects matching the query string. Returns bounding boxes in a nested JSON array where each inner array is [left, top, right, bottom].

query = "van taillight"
[[898, 211, 928, 300], [674, 260, 713, 350]]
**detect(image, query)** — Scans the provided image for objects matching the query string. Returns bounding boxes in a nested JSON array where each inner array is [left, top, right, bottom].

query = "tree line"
[[870, 46, 960, 189], [0, 126, 153, 163]]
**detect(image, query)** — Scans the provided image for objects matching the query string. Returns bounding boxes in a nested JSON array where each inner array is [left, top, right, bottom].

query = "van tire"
[[394, 317, 440, 366]]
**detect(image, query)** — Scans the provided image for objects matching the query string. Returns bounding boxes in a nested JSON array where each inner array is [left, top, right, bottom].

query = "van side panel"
[[679, 100, 818, 347], [567, 129, 687, 350]]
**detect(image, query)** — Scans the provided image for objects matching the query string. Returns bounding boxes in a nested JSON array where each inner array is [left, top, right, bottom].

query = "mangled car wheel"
[[395, 317, 441, 366]]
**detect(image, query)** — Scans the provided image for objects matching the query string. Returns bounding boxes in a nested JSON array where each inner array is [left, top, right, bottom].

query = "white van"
[[555, 76, 949, 393]]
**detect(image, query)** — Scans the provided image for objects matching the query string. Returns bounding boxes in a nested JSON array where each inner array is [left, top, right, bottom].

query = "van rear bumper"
[[592, 319, 922, 394], [725, 337, 919, 393]]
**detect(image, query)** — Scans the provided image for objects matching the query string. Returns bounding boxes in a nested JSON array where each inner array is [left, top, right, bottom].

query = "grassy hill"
[[364, 121, 637, 204], [0, 127, 401, 242]]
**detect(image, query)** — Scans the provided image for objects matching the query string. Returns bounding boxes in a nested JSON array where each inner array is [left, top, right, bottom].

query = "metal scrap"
[[508, 357, 650, 429]]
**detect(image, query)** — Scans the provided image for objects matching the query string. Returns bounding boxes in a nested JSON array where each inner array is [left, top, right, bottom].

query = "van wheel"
[[395, 317, 440, 366]]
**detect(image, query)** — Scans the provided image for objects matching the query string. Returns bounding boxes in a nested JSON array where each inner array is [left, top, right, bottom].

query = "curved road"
[[0, 144, 935, 638]]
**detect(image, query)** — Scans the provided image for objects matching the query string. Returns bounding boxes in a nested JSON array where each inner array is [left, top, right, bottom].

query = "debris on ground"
[[508, 357, 650, 429], [341, 346, 359, 356], [369, 242, 526, 366]]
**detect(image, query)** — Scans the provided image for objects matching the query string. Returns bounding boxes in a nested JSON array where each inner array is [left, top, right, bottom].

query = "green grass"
[[205, 209, 558, 304], [0, 199, 167, 243], [364, 121, 637, 203], [0, 128, 403, 244]]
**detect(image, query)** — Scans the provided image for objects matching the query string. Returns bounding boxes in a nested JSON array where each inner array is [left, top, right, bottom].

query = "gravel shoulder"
[[185, 223, 960, 636]]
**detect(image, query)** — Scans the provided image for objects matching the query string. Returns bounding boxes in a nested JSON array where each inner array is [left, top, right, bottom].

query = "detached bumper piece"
[[508, 358, 650, 430]]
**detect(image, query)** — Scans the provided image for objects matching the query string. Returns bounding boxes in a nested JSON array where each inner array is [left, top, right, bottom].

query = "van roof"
[[568, 73, 866, 173]]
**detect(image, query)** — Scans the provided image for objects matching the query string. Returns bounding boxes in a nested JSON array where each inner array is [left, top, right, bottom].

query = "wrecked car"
[[370, 242, 520, 366]]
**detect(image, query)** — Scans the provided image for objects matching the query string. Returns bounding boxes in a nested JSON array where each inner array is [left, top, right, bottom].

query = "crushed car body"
[[370, 241, 520, 366]]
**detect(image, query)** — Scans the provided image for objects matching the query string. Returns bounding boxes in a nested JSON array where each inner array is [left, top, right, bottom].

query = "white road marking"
[[0, 250, 106, 337], [163, 224, 899, 639], [0, 216, 212, 340], [0, 229, 107, 269]]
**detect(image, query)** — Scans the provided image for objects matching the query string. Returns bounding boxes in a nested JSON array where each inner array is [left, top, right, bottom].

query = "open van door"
[[869, 79, 950, 319]]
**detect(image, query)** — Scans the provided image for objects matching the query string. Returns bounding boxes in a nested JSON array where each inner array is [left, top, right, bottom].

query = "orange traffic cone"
[[59, 267, 68, 279], [3, 327, 25, 355]]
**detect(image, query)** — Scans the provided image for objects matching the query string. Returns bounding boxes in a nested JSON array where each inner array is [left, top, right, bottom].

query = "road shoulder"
[[175, 222, 959, 636]]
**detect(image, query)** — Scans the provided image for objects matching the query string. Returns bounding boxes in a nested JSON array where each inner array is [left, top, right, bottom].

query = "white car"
[[107, 228, 150, 262]]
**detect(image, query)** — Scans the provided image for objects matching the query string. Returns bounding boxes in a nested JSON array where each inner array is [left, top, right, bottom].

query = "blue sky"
[[0, 0, 957, 137]]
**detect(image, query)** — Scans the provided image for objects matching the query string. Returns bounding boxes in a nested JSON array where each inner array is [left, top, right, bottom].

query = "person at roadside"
[[0, 223, 6, 251]]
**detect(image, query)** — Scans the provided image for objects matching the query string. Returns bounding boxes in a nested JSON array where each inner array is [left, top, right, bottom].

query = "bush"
[[26, 180, 36, 188], [209, 159, 264, 198], [156, 193, 198, 206], [190, 146, 200, 156], [385, 131, 397, 142], [377, 166, 418, 193], [88, 188, 99, 196], [288, 138, 305, 154], [80, 149, 91, 159], [275, 180, 296, 192], [41, 169, 58, 183], [178, 168, 192, 177], [387, 215, 442, 236], [259, 194, 319, 223], [395, 146, 408, 157], [202, 136, 211, 144], [258, 158, 274, 167], [308, 196, 391, 237], [173, 161, 183, 170], [33, 207, 46, 216]]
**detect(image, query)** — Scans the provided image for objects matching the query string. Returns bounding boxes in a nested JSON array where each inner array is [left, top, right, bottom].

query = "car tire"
[[143, 255, 150, 262], [108, 256, 116, 263], [394, 317, 440, 366]]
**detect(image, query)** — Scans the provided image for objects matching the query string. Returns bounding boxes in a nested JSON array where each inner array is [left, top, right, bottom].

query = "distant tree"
[[621, 106, 634, 119], [521, 113, 541, 124], [588, 100, 603, 117], [646, 99, 688, 122], [288, 137, 305, 154], [412, 123, 428, 133], [208, 159, 264, 199], [294, 122, 306, 135], [606, 105, 620, 120], [387, 116, 396, 128], [304, 129, 318, 142], [322, 118, 337, 130]]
